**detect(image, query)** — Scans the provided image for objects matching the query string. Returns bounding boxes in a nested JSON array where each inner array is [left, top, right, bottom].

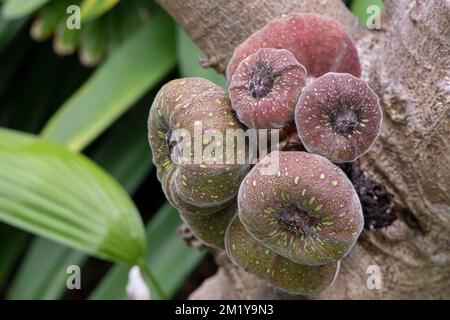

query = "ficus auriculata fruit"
[[225, 216, 339, 295], [226, 13, 360, 81], [148, 78, 250, 246], [238, 151, 363, 266], [229, 48, 307, 129], [295, 73, 383, 163]]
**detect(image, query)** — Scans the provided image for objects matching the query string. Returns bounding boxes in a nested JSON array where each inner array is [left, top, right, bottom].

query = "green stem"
[[140, 263, 167, 300]]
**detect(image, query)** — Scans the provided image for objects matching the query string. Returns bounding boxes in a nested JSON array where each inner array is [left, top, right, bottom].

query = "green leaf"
[[0, 127, 35, 146], [0, 50, 89, 289], [116, 0, 143, 42], [30, 0, 72, 41], [103, 6, 122, 52], [5, 103, 154, 300], [6, 238, 85, 299], [2, 0, 50, 19], [41, 11, 176, 152], [53, 22, 81, 55], [80, 0, 118, 22], [79, 18, 106, 66], [0, 127, 147, 265], [176, 27, 227, 88], [90, 203, 206, 300]]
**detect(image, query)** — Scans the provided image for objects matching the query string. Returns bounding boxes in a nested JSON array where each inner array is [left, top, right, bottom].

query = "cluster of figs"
[[148, 13, 383, 296]]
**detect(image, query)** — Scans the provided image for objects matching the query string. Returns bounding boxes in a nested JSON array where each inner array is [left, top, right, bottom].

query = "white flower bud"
[[126, 266, 151, 300]]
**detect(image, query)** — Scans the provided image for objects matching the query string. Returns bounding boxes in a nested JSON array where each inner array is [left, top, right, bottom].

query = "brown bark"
[[156, 0, 450, 299]]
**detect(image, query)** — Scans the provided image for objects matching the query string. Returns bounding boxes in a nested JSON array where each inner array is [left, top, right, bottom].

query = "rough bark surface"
[[156, 0, 450, 299]]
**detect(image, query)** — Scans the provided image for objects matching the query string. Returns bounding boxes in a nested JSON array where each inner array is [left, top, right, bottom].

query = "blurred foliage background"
[[0, 0, 382, 299]]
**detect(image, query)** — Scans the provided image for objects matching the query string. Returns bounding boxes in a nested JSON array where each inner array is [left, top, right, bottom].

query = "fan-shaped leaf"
[[6, 103, 155, 299], [0, 128, 147, 265]]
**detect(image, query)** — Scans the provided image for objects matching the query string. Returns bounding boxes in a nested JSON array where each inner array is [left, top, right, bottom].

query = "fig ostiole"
[[229, 48, 307, 129]]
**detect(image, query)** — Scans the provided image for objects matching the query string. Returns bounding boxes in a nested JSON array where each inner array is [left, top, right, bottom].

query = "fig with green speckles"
[[295, 73, 382, 163], [225, 216, 339, 295], [180, 203, 237, 249], [229, 48, 307, 129], [148, 77, 250, 215], [238, 151, 363, 266], [226, 13, 360, 81]]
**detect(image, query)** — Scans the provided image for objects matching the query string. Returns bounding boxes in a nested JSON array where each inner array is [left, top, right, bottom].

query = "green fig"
[[238, 151, 363, 266], [225, 216, 339, 295]]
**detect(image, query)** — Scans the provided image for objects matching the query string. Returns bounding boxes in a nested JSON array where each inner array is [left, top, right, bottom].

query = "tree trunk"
[[156, 0, 450, 299]]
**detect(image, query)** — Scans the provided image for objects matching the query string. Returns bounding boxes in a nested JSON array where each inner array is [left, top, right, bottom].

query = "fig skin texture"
[[238, 151, 363, 266], [180, 203, 237, 249], [229, 48, 307, 129], [226, 13, 360, 80], [295, 73, 383, 163], [225, 216, 340, 296], [148, 78, 250, 215]]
